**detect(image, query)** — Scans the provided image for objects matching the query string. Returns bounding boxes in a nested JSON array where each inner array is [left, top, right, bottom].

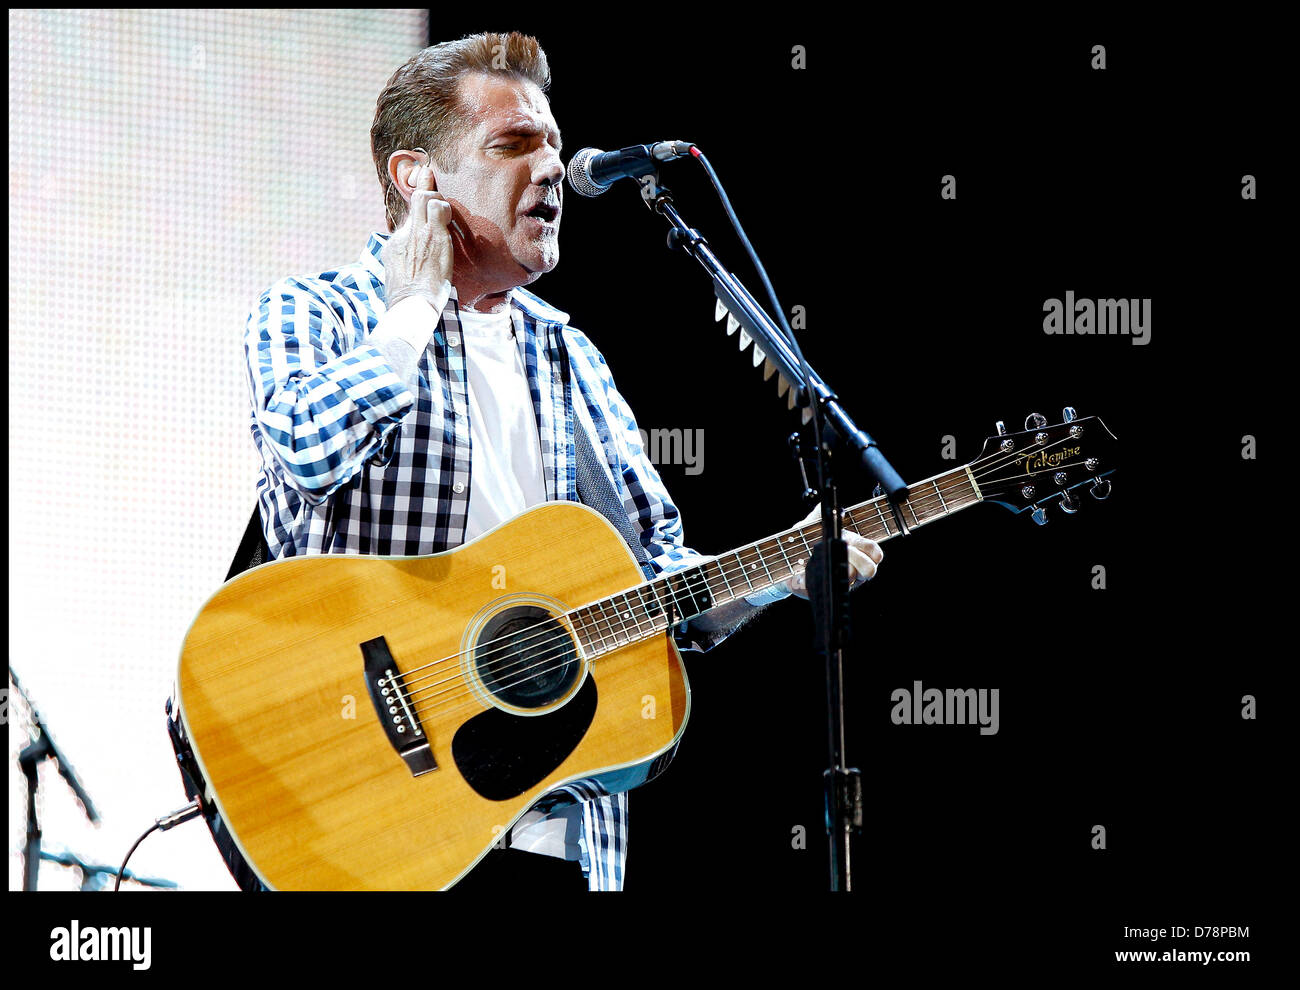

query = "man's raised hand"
[[383, 162, 455, 309]]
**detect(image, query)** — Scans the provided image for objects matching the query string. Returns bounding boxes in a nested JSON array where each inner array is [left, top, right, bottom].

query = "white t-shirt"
[[457, 306, 549, 542]]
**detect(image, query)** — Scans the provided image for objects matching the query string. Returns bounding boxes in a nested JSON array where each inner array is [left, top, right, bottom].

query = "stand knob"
[[1031, 505, 1049, 525]]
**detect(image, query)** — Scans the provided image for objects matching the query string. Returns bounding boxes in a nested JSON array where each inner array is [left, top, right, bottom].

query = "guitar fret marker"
[[736, 553, 757, 590]]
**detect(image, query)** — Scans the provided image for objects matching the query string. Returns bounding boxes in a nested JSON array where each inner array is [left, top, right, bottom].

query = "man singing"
[[244, 30, 882, 890]]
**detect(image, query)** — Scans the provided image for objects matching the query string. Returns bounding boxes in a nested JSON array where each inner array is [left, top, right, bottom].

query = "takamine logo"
[[1021, 446, 1079, 473]]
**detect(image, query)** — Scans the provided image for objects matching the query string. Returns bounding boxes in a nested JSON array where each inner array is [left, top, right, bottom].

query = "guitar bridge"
[[361, 637, 438, 777]]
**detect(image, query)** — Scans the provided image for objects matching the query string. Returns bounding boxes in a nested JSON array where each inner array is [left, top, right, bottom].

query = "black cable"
[[690, 147, 827, 495], [114, 824, 159, 891], [113, 800, 202, 891]]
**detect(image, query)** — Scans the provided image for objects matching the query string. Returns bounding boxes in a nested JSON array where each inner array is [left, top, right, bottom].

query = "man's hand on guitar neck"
[[781, 502, 883, 600], [682, 504, 881, 648]]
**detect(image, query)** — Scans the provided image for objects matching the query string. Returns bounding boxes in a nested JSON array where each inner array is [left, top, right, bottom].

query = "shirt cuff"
[[743, 582, 793, 608], [367, 293, 444, 354], [671, 617, 727, 654]]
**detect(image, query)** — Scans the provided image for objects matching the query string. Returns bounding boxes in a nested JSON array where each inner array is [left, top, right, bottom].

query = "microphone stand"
[[11, 665, 101, 891], [634, 172, 908, 891]]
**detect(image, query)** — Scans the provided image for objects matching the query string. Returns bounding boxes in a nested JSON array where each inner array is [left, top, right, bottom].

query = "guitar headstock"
[[969, 408, 1117, 523]]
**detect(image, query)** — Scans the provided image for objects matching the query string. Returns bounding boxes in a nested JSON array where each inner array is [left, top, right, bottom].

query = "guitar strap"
[[227, 501, 269, 580], [572, 413, 655, 579], [556, 326, 655, 580]]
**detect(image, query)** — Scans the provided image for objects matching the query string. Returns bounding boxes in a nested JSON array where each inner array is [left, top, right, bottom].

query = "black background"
[[446, 13, 1283, 970], [16, 13, 1283, 979], [478, 13, 1281, 968]]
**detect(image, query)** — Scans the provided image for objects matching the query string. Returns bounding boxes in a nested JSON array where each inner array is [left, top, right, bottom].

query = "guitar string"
[[392, 509, 840, 696], [395, 428, 1086, 711], [404, 475, 955, 725], [393, 537, 797, 698], [401, 481, 1090, 727], [398, 479, 916, 708], [393, 444, 994, 693], [398, 533, 820, 710], [401, 526, 830, 725], [400, 456, 1100, 725], [390, 435, 1097, 722], [392, 430, 1079, 695], [391, 434, 1093, 721]]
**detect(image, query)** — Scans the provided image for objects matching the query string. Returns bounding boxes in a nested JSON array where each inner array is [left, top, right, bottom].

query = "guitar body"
[[177, 502, 689, 890]]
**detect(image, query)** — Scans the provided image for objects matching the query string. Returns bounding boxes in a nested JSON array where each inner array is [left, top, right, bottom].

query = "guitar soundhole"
[[475, 606, 579, 710]]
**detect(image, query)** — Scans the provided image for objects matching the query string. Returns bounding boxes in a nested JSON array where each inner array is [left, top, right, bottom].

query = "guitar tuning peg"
[[995, 420, 1007, 436], [726, 313, 740, 336], [1025, 412, 1048, 430], [752, 343, 766, 367], [1090, 478, 1111, 500], [1062, 406, 1077, 423], [872, 483, 885, 498], [1058, 491, 1080, 514], [714, 298, 727, 322], [1031, 505, 1049, 525]]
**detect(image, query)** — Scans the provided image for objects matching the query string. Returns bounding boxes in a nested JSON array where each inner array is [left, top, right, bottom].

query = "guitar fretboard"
[[567, 465, 982, 658]]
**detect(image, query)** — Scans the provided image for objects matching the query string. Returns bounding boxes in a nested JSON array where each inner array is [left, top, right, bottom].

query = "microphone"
[[567, 140, 694, 197]]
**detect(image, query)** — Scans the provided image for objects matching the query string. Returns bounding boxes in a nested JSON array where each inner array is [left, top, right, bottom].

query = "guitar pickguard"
[[451, 677, 598, 801]]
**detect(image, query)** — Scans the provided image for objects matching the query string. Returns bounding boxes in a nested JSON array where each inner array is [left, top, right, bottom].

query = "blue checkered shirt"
[[245, 232, 728, 890]]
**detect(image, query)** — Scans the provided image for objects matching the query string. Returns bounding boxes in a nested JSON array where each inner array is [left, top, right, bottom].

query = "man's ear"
[[387, 149, 436, 200]]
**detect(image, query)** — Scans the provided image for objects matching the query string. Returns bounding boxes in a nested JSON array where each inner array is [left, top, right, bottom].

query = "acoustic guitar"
[[176, 410, 1115, 889]]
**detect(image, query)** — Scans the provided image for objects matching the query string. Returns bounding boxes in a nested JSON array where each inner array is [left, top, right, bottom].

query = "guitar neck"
[[569, 463, 984, 658]]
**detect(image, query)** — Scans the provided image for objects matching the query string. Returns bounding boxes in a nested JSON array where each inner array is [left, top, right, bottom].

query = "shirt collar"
[[363, 231, 569, 325]]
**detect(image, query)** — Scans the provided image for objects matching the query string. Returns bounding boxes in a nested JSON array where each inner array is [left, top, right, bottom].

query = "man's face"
[[432, 72, 563, 294]]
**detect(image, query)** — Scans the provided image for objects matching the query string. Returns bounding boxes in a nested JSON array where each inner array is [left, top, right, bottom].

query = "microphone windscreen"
[[566, 148, 606, 198]]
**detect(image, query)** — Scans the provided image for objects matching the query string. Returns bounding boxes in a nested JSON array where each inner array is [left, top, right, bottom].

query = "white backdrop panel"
[[9, 8, 428, 890]]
